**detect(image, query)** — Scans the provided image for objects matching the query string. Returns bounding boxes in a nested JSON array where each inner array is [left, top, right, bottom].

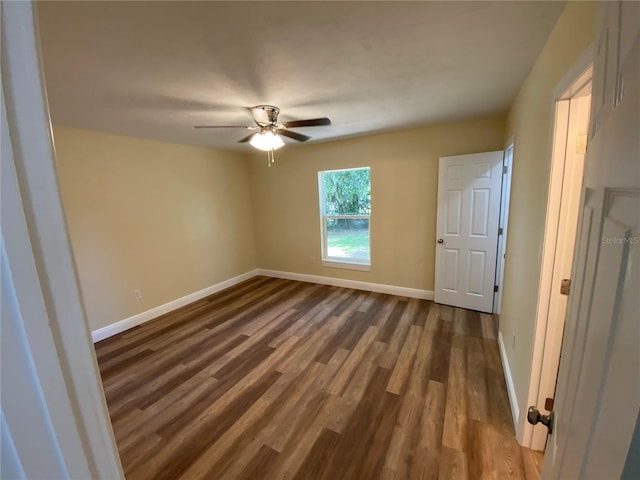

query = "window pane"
[[322, 169, 370, 215], [326, 218, 370, 261]]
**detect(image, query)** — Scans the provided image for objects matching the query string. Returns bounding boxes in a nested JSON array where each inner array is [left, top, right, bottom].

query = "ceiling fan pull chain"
[[267, 148, 274, 167]]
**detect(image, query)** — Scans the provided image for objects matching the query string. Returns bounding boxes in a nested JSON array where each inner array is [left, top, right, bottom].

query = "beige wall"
[[54, 2, 592, 362], [500, 1, 596, 425], [54, 127, 257, 331], [250, 115, 505, 291]]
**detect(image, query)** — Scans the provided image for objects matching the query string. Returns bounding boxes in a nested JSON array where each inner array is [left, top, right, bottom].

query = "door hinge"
[[576, 134, 588, 154], [498, 227, 503, 235], [494, 285, 499, 293], [503, 165, 508, 174], [560, 278, 571, 295]]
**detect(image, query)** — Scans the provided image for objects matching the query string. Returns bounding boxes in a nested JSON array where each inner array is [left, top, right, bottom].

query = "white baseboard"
[[91, 269, 259, 342], [92, 268, 434, 343], [498, 330, 520, 433], [257, 269, 434, 301]]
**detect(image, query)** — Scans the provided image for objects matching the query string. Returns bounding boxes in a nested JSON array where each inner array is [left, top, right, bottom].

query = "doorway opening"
[[525, 59, 593, 451]]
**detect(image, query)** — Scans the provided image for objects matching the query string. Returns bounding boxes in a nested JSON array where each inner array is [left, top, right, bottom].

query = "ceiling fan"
[[195, 105, 331, 166]]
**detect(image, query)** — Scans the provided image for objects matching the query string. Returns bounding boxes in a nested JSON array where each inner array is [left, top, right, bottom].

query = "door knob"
[[437, 238, 444, 244], [527, 406, 554, 434]]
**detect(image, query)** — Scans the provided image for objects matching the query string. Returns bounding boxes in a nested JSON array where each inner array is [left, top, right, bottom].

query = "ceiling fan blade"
[[282, 117, 331, 128], [194, 125, 253, 129], [278, 129, 310, 142], [238, 133, 256, 143]]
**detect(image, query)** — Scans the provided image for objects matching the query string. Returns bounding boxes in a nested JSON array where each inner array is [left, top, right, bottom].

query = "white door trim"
[[522, 44, 594, 449], [493, 143, 514, 315], [1, 2, 123, 477]]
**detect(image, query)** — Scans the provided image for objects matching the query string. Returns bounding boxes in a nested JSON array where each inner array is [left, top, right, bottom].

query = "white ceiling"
[[37, 1, 565, 152]]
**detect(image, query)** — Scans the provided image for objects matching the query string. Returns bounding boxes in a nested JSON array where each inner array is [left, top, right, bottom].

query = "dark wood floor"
[[95, 276, 543, 480]]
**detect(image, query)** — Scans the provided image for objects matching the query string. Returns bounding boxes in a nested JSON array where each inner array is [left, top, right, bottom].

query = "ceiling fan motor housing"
[[194, 105, 328, 145], [254, 105, 280, 126]]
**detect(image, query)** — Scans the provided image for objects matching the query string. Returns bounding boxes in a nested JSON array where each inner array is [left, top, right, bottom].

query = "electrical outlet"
[[512, 333, 516, 349], [134, 289, 142, 300], [310, 255, 316, 264]]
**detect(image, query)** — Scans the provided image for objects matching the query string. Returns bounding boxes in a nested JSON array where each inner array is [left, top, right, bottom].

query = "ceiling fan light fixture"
[[249, 130, 284, 151]]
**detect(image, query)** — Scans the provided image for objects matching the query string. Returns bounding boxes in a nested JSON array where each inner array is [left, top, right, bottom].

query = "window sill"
[[322, 259, 371, 272]]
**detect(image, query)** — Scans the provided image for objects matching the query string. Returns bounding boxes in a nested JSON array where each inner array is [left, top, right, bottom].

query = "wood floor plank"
[[292, 428, 342, 480], [382, 318, 438, 476], [117, 376, 221, 454], [179, 342, 316, 479], [441, 340, 468, 452], [386, 298, 418, 353], [353, 389, 403, 480], [483, 338, 517, 433], [128, 369, 282, 480], [236, 444, 280, 480], [377, 299, 408, 343], [96, 277, 542, 480], [325, 324, 379, 396], [265, 364, 329, 452], [439, 446, 470, 480], [480, 312, 498, 340], [121, 433, 165, 477], [387, 323, 421, 394], [314, 307, 368, 364], [146, 359, 290, 475], [318, 366, 396, 480], [372, 295, 401, 328], [466, 336, 490, 423], [252, 351, 350, 479], [416, 380, 447, 452], [521, 447, 545, 480], [429, 316, 452, 385], [324, 339, 387, 433]]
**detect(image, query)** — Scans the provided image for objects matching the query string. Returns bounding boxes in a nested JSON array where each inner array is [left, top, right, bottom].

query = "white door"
[[434, 151, 503, 313], [542, 3, 640, 478]]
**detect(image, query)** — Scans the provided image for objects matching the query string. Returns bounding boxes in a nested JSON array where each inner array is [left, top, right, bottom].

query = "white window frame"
[[318, 167, 371, 271]]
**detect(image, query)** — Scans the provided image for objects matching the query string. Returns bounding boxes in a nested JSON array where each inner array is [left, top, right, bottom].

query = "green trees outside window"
[[318, 167, 371, 264]]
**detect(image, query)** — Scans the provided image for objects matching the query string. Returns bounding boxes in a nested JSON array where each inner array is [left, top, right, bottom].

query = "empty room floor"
[[95, 276, 543, 479]]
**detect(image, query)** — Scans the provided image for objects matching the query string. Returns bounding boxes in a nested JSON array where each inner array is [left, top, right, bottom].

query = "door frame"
[[493, 143, 514, 315], [1, 2, 123, 477], [523, 45, 594, 450]]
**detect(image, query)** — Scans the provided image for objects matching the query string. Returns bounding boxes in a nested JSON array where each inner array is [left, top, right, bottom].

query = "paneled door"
[[434, 151, 503, 313]]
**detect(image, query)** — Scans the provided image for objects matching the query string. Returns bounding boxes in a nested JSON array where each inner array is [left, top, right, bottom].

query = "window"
[[318, 167, 371, 270]]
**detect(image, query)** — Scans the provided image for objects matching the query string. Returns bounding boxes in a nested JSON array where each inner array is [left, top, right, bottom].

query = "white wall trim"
[[494, 144, 514, 315], [524, 44, 595, 450], [498, 330, 520, 438], [553, 43, 595, 100], [91, 269, 259, 342], [92, 268, 434, 342], [257, 269, 434, 300]]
